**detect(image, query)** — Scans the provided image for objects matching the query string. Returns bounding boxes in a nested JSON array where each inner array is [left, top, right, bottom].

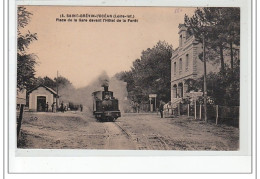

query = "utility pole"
[[203, 35, 207, 122]]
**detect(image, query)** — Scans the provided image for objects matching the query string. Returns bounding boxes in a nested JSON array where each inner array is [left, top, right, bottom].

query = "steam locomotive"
[[92, 85, 121, 121]]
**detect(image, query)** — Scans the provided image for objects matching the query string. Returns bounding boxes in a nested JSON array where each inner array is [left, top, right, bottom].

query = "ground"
[[18, 111, 239, 150]]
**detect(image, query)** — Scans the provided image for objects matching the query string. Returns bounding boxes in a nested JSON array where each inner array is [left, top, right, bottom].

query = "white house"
[[171, 24, 204, 102], [27, 85, 59, 112], [170, 24, 221, 102]]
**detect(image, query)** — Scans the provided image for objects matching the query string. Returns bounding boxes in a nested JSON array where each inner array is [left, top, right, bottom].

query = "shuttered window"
[[186, 54, 189, 71], [179, 58, 182, 73], [174, 62, 176, 75]]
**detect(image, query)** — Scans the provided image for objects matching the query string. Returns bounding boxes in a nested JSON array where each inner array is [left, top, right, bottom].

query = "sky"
[[22, 6, 196, 88]]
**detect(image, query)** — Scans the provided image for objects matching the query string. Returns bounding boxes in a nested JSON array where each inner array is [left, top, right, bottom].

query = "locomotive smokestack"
[[102, 85, 109, 92], [98, 71, 109, 92], [104, 86, 108, 92]]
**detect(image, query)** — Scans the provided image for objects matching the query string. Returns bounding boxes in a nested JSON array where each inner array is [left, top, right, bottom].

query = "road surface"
[[18, 111, 239, 150]]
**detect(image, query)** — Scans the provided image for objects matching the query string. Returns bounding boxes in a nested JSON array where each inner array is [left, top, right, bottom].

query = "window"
[[185, 54, 189, 71], [179, 35, 182, 47], [174, 62, 176, 75], [179, 58, 182, 73]]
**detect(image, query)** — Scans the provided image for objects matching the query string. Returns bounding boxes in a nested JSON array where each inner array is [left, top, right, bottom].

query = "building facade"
[[28, 85, 59, 112], [171, 24, 204, 102]]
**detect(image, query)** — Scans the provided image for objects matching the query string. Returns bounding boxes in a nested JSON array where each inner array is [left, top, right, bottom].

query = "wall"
[[29, 87, 54, 111], [171, 36, 198, 84]]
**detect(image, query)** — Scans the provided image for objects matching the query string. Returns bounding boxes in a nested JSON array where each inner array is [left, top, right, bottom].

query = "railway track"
[[114, 121, 170, 150], [147, 134, 170, 150], [113, 121, 139, 149], [113, 122, 131, 138], [104, 127, 111, 149]]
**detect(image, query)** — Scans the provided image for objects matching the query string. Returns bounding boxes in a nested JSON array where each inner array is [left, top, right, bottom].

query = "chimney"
[[178, 24, 187, 47]]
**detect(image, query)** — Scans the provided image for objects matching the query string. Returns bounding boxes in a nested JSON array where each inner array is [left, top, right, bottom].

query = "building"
[[16, 89, 26, 110], [27, 85, 59, 112], [171, 24, 205, 102]]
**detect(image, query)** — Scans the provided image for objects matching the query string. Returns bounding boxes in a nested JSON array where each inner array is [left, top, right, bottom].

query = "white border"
[[7, 0, 253, 174]]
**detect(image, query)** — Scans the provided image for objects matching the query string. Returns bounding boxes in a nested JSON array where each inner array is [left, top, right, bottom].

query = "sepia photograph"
[[16, 6, 240, 151]]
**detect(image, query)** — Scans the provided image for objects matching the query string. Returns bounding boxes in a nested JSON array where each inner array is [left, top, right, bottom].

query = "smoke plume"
[[58, 71, 131, 113]]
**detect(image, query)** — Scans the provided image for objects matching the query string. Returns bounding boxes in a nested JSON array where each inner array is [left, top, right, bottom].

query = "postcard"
[[7, 0, 253, 174]]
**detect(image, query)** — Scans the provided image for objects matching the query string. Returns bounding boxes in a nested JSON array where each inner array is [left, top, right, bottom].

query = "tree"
[[223, 8, 240, 70], [31, 76, 56, 90], [54, 76, 73, 89], [29, 75, 73, 93], [185, 63, 240, 106], [184, 7, 240, 120], [17, 6, 38, 90], [54, 76, 75, 102], [184, 7, 240, 72], [117, 41, 173, 103]]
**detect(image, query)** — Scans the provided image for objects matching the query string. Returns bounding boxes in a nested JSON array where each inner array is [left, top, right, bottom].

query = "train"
[[92, 85, 121, 121]]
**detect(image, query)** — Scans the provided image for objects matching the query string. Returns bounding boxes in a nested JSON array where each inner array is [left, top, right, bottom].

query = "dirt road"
[[116, 113, 239, 150], [18, 111, 239, 150]]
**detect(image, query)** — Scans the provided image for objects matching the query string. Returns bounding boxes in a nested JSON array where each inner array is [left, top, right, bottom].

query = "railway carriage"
[[92, 85, 121, 121]]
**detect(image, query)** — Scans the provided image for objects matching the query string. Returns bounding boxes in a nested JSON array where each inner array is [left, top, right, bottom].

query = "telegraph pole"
[[203, 35, 207, 122]]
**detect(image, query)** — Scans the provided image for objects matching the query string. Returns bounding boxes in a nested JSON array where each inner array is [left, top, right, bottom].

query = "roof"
[[27, 85, 59, 97]]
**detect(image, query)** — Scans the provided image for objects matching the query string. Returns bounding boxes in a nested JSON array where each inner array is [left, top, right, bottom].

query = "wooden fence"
[[164, 103, 239, 127]]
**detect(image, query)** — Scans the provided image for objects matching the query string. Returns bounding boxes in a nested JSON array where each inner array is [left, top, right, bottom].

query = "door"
[[37, 96, 46, 112]]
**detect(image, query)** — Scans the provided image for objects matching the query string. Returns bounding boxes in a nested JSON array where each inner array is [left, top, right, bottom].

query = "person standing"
[[80, 104, 83, 112], [51, 102, 56, 112], [53, 102, 56, 112], [137, 103, 140, 113], [46, 102, 49, 112], [159, 101, 164, 118], [61, 101, 64, 112]]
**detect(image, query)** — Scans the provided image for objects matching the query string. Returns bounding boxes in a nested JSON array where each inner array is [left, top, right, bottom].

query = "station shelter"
[[27, 85, 59, 112]]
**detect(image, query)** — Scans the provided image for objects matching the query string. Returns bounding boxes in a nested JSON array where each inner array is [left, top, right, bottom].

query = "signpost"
[[186, 91, 203, 120], [17, 89, 26, 142], [149, 94, 157, 112]]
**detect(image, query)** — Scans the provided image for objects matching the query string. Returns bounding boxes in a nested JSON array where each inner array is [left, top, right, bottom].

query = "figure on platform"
[[51, 102, 56, 112], [163, 101, 172, 117], [46, 102, 49, 112], [159, 100, 165, 118], [80, 104, 83, 112], [60, 101, 64, 112]]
